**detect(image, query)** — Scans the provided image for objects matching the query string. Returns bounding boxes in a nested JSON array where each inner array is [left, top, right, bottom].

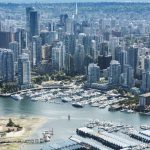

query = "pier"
[[76, 127, 137, 150], [129, 131, 150, 143]]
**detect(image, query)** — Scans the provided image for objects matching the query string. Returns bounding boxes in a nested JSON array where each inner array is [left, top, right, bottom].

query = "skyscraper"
[[0, 31, 12, 49], [109, 37, 119, 60], [141, 71, 150, 93], [65, 34, 76, 55], [18, 53, 31, 89], [14, 28, 27, 54], [52, 42, 65, 71], [122, 65, 134, 88], [127, 47, 138, 75], [74, 44, 85, 74], [109, 60, 121, 85], [26, 7, 39, 44], [9, 41, 19, 62], [32, 36, 42, 67], [0, 49, 14, 82], [143, 55, 150, 72], [118, 50, 127, 73], [88, 63, 100, 84]]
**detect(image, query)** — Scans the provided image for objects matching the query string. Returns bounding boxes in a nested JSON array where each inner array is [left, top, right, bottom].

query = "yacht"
[[140, 112, 150, 116], [140, 125, 150, 130], [61, 97, 72, 103], [11, 94, 23, 101], [99, 104, 107, 109], [91, 103, 99, 107], [120, 109, 127, 112], [127, 109, 134, 113], [72, 102, 83, 108]]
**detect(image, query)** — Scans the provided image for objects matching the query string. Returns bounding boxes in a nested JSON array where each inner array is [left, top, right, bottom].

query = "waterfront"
[[0, 94, 149, 150]]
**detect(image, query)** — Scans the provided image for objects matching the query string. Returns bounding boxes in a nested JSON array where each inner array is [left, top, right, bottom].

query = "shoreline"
[[0, 115, 48, 150]]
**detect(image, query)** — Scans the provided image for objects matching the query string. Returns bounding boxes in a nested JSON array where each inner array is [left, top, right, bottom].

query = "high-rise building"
[[143, 55, 150, 72], [0, 49, 14, 82], [78, 33, 86, 45], [127, 47, 138, 75], [114, 46, 122, 61], [64, 33, 76, 55], [60, 14, 68, 26], [65, 18, 74, 34], [65, 53, 74, 75], [9, 41, 19, 62], [141, 71, 150, 93], [91, 40, 98, 60], [98, 55, 112, 70], [109, 37, 119, 60], [32, 36, 42, 66], [52, 42, 65, 71], [83, 35, 92, 55], [26, 7, 39, 43], [40, 30, 51, 45], [74, 44, 85, 74], [42, 44, 51, 61], [118, 50, 127, 73], [49, 31, 58, 45], [14, 28, 27, 54], [109, 60, 121, 85], [18, 53, 31, 88], [122, 65, 134, 88], [88, 63, 100, 84], [0, 31, 12, 49], [100, 42, 109, 56]]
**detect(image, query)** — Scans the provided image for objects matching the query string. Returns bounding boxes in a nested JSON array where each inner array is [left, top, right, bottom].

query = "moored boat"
[[72, 102, 83, 108], [11, 94, 23, 100]]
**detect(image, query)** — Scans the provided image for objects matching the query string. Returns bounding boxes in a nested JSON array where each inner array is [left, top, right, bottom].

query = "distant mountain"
[[1, 0, 150, 4]]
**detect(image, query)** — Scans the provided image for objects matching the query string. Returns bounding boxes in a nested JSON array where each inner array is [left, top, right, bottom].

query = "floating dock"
[[130, 131, 150, 143], [76, 127, 137, 150]]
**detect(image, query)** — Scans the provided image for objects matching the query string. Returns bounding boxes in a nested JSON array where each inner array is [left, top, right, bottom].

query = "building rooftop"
[[110, 60, 120, 65]]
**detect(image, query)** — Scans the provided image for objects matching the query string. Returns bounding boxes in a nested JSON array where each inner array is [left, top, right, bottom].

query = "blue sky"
[[1, 0, 150, 3]]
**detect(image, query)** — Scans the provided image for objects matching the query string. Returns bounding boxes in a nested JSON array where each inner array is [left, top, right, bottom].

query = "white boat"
[[140, 112, 150, 116], [120, 109, 127, 112], [61, 97, 72, 103], [91, 103, 99, 107], [99, 104, 107, 109], [11, 94, 23, 101], [127, 110, 134, 113], [140, 125, 150, 130]]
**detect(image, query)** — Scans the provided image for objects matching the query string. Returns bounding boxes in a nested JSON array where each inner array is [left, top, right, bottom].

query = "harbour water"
[[0, 96, 149, 150]]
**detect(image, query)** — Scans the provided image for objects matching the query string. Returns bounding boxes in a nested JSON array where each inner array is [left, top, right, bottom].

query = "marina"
[[7, 86, 132, 111], [0, 87, 149, 150]]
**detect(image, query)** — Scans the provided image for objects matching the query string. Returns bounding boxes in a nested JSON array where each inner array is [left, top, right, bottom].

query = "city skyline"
[[0, 2, 150, 150]]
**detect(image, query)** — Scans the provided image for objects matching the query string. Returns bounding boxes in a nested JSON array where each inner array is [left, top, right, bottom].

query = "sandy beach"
[[0, 115, 47, 150]]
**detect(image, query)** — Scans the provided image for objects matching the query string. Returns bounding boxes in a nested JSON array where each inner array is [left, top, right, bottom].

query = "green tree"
[[7, 118, 15, 127]]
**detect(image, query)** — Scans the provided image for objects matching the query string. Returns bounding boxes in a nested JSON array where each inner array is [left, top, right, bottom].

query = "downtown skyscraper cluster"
[[0, 3, 149, 94]]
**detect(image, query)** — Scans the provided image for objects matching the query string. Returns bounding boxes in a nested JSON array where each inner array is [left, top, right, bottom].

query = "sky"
[[1, 0, 150, 3]]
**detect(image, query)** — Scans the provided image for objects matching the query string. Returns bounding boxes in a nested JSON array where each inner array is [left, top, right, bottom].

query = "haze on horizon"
[[1, 0, 150, 3]]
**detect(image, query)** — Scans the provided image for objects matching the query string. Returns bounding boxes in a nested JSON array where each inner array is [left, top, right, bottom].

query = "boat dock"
[[140, 130, 150, 137], [76, 127, 138, 150], [49, 140, 84, 150], [70, 135, 109, 150], [129, 130, 150, 143]]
